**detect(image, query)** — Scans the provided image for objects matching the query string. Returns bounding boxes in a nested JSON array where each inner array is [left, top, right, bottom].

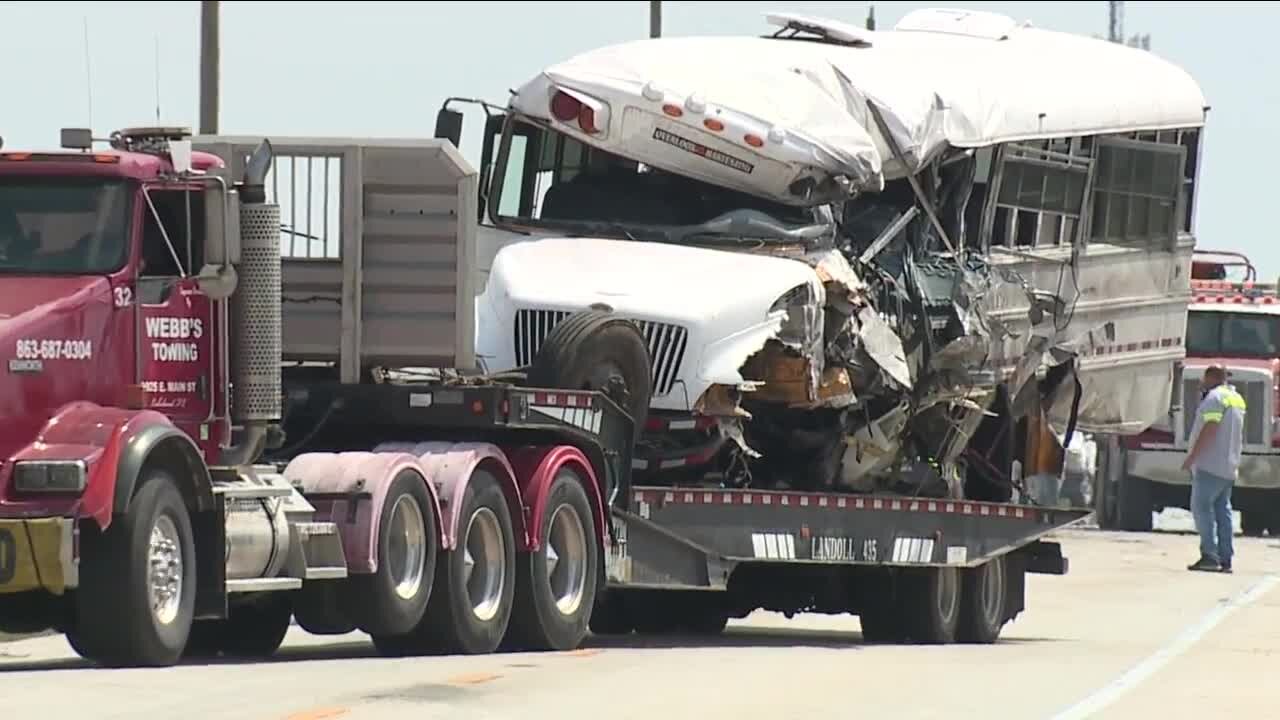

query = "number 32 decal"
[[114, 286, 133, 308]]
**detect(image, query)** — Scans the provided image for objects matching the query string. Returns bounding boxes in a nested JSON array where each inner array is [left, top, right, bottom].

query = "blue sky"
[[1, 1, 1272, 275]]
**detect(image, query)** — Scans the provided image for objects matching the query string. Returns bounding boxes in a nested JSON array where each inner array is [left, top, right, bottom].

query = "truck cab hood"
[[0, 275, 117, 462], [475, 234, 828, 411], [0, 275, 109, 323], [483, 235, 821, 326]]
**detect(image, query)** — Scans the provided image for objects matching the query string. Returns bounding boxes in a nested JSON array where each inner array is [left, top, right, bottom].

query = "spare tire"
[[527, 310, 653, 440]]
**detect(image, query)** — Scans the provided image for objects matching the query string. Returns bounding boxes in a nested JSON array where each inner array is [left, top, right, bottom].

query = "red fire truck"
[[1096, 250, 1280, 535]]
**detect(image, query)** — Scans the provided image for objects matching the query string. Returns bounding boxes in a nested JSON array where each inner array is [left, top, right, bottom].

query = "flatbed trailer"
[[0, 127, 1087, 668]]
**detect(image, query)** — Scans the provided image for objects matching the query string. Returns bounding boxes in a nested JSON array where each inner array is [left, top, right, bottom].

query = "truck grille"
[[514, 309, 688, 398], [1180, 374, 1269, 446]]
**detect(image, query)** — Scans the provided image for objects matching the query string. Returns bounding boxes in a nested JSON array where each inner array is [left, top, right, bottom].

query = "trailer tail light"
[[548, 89, 610, 137], [744, 133, 765, 148], [703, 118, 725, 132], [12, 460, 88, 493]]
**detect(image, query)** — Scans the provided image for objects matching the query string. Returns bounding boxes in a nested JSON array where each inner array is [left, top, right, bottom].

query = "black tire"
[[679, 609, 730, 636], [1241, 511, 1267, 537], [902, 568, 961, 644], [293, 581, 356, 635], [957, 556, 1008, 644], [185, 592, 294, 659], [343, 470, 438, 639], [74, 468, 197, 667], [1116, 475, 1153, 532], [506, 467, 600, 651], [219, 593, 294, 657], [526, 310, 653, 441], [587, 589, 634, 636], [859, 588, 907, 643], [1267, 513, 1280, 538], [415, 470, 517, 654]]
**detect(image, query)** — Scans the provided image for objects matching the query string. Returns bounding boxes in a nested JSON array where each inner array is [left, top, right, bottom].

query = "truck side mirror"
[[198, 180, 241, 300], [435, 108, 464, 148], [204, 179, 241, 265], [194, 262, 239, 300]]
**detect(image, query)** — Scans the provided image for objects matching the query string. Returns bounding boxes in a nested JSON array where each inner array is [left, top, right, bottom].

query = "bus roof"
[[510, 8, 1207, 196]]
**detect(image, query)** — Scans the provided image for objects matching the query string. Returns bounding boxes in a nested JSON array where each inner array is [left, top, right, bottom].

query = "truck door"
[[135, 187, 214, 427]]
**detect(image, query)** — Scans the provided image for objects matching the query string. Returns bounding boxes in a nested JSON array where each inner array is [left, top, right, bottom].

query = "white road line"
[[1050, 572, 1280, 720]]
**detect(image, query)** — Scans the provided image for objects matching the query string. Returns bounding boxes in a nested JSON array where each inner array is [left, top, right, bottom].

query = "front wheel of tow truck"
[[71, 468, 198, 667], [506, 467, 600, 651], [902, 567, 961, 644], [526, 309, 654, 441], [957, 555, 1008, 644], [413, 470, 517, 655]]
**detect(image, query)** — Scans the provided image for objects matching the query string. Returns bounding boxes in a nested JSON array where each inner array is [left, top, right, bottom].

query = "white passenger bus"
[[444, 8, 1208, 501]]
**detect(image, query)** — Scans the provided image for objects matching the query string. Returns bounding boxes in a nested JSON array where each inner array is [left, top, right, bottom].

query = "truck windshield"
[[488, 116, 831, 246], [0, 177, 132, 274], [1186, 310, 1280, 359]]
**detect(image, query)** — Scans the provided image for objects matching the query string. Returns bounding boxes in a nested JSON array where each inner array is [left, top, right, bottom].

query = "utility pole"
[[649, 0, 661, 38], [1108, 0, 1122, 43], [199, 0, 220, 134]]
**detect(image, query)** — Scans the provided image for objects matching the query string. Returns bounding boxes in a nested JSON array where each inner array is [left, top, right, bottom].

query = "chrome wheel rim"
[[463, 507, 506, 622], [387, 494, 427, 601], [147, 515, 183, 626], [546, 499, 588, 616]]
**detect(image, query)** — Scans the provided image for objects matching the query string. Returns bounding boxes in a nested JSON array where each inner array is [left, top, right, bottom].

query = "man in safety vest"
[[1181, 365, 1246, 573]]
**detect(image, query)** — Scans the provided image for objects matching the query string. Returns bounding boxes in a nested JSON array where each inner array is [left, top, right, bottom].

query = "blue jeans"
[[1191, 469, 1235, 565]]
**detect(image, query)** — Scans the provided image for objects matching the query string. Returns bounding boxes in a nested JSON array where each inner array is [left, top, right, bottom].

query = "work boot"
[[1187, 557, 1220, 572]]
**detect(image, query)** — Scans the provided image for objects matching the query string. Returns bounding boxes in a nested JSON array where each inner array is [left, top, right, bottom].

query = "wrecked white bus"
[[444, 8, 1207, 505]]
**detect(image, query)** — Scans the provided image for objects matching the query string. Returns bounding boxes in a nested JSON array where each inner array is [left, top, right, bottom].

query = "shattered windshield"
[[489, 117, 833, 245], [1186, 311, 1280, 359], [0, 177, 132, 274]]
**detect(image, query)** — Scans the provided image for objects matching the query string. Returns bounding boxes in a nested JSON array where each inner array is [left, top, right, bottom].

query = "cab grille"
[[514, 309, 688, 398]]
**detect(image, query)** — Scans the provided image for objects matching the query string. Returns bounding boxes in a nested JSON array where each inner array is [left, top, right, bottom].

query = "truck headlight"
[[13, 460, 88, 493]]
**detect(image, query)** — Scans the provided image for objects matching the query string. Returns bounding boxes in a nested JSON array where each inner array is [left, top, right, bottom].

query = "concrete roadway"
[[2, 517, 1277, 720]]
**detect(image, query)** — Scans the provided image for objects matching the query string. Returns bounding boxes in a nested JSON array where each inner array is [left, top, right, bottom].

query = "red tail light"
[[549, 89, 608, 136], [550, 91, 581, 123]]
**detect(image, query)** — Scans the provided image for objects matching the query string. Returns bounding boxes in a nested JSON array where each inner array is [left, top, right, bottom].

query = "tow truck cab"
[[0, 125, 273, 528], [1099, 250, 1280, 535]]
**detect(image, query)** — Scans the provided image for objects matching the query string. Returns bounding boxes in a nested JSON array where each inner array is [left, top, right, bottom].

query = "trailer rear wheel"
[[417, 470, 516, 654], [345, 470, 438, 638], [527, 309, 653, 441], [958, 556, 1008, 644], [506, 467, 599, 651], [903, 567, 961, 644], [74, 469, 197, 667]]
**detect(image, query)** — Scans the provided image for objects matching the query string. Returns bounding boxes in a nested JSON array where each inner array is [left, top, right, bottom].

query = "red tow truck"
[[0, 126, 1087, 668], [1096, 250, 1280, 535]]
